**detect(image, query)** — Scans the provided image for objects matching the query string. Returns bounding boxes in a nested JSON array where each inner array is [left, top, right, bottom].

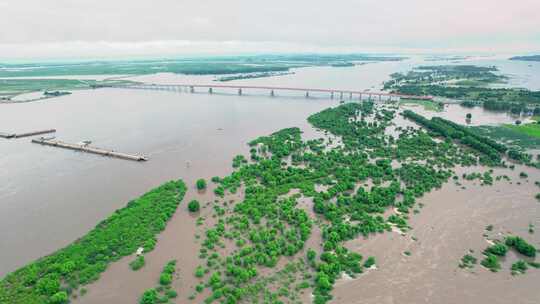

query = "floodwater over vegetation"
[[1, 56, 540, 304]]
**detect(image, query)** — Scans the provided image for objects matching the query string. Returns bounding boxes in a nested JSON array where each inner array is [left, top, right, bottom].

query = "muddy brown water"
[[0, 88, 337, 277], [77, 116, 540, 304], [333, 165, 540, 304], [2, 59, 540, 302]]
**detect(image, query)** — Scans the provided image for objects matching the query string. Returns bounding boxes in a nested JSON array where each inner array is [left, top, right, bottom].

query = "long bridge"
[[108, 83, 433, 101]]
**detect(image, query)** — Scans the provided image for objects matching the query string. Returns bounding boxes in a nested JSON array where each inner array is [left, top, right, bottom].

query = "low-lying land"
[[399, 98, 442, 112], [0, 180, 187, 304], [0, 54, 403, 78], [509, 55, 540, 62], [2, 100, 539, 304], [384, 64, 540, 115], [0, 78, 137, 101], [214, 71, 294, 82]]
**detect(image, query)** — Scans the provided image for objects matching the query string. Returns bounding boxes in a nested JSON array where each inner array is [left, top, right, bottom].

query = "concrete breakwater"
[[0, 129, 56, 138], [31, 138, 149, 162]]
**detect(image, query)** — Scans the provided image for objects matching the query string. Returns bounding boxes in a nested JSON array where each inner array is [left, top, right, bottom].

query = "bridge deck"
[[114, 83, 432, 100]]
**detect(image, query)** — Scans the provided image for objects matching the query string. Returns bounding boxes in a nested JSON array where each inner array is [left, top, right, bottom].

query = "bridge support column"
[[330, 92, 334, 99], [349, 92, 352, 100], [238, 88, 242, 95], [209, 87, 213, 94], [190, 86, 194, 93], [340, 92, 343, 99], [270, 90, 274, 97], [305, 91, 309, 98]]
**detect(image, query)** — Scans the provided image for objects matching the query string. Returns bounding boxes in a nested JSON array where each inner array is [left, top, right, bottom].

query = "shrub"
[[188, 200, 200, 212], [506, 236, 537, 257], [159, 273, 172, 286], [129, 256, 146, 271], [196, 178, 207, 190], [165, 290, 178, 298], [511, 260, 528, 275], [140, 289, 158, 304], [196, 284, 204, 293], [459, 254, 477, 269], [307, 249, 316, 261], [481, 254, 500, 272], [195, 266, 205, 278], [49, 291, 68, 304], [484, 243, 508, 256], [363, 256, 376, 268]]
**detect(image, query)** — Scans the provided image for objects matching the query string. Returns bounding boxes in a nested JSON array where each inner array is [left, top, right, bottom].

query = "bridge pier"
[[238, 88, 242, 95], [190, 86, 194, 93], [330, 92, 334, 99], [209, 87, 213, 94], [305, 91, 309, 98], [339, 92, 343, 99], [349, 92, 352, 100], [270, 90, 274, 97]]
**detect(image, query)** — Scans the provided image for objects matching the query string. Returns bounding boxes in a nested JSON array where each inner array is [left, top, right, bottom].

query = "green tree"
[[159, 273, 172, 285], [196, 178, 207, 190], [140, 288, 158, 304], [49, 291, 68, 304], [188, 200, 200, 212]]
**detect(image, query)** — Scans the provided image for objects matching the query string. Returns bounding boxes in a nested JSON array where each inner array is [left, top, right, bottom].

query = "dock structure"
[[1, 129, 56, 139], [0, 132, 15, 138], [31, 138, 148, 162], [14, 129, 56, 138]]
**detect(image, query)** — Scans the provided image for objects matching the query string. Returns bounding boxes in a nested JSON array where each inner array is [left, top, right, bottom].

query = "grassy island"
[[0, 180, 187, 304]]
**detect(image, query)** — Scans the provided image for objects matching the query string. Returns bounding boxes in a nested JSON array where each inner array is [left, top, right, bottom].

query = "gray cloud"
[[1, 0, 539, 59]]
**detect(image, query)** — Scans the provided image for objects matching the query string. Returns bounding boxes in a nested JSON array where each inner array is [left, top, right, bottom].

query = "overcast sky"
[[1, 0, 539, 60]]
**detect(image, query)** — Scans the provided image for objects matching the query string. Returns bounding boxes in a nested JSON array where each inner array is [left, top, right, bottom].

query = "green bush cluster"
[[188, 200, 200, 213], [0, 180, 187, 304], [139, 260, 178, 304], [505, 236, 537, 257], [196, 178, 207, 190], [187, 103, 490, 303], [129, 256, 146, 271]]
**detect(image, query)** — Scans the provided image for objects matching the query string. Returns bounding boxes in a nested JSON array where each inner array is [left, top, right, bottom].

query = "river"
[[1, 56, 539, 278]]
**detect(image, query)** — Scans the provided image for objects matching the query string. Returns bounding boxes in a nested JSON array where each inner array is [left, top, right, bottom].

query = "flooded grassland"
[[76, 103, 540, 304], [2, 59, 540, 304]]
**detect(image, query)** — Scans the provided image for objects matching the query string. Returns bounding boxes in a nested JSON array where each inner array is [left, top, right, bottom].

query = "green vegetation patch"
[[399, 98, 442, 112], [384, 64, 540, 117], [184, 102, 497, 304], [0, 78, 137, 99], [472, 125, 540, 150], [505, 123, 540, 139], [505, 236, 537, 258], [0, 180, 187, 304], [459, 254, 477, 269]]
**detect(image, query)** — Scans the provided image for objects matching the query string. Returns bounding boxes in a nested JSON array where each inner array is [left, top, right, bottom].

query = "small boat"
[[77, 140, 92, 146]]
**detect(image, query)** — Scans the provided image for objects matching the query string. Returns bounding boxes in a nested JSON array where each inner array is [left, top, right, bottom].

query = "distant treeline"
[[0, 54, 404, 78], [402, 110, 531, 164], [509, 55, 540, 62], [396, 84, 540, 105]]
